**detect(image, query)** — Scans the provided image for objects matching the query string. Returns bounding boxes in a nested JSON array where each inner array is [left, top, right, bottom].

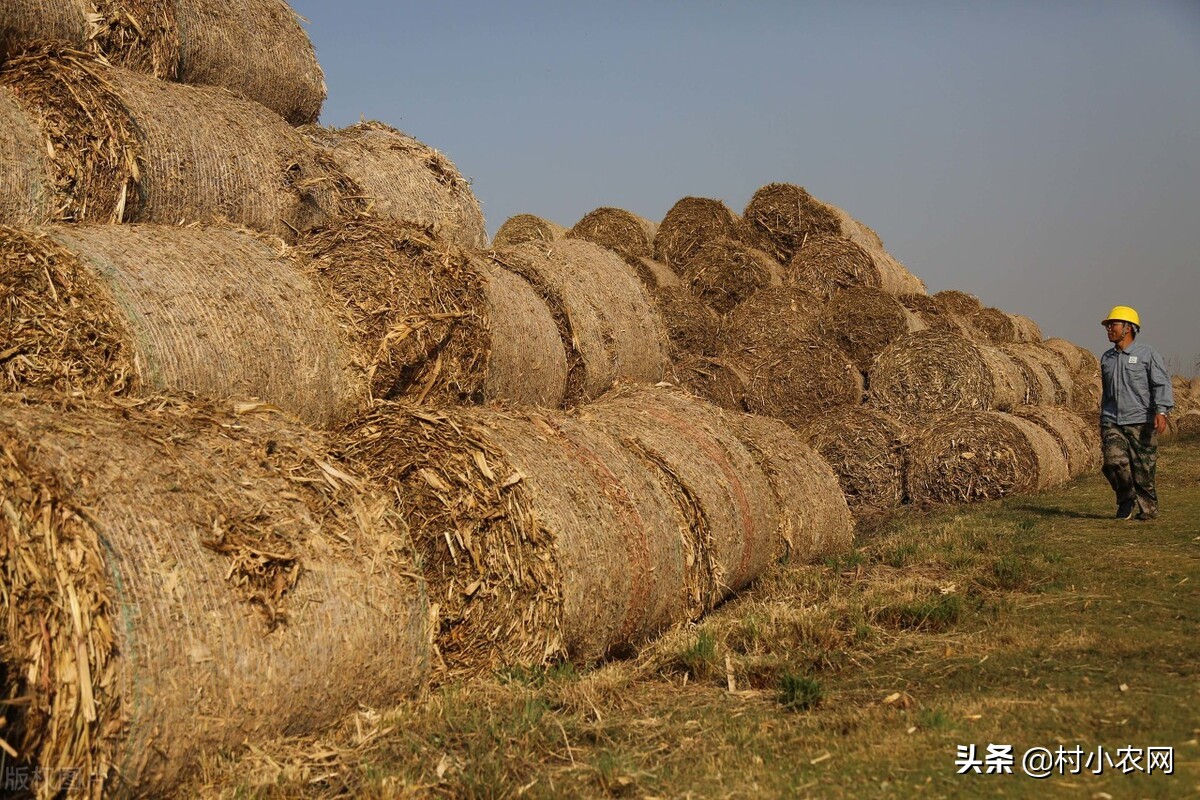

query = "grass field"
[[198, 442, 1200, 799]]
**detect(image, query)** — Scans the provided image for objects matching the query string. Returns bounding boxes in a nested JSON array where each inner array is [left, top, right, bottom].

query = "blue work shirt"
[[1099, 341, 1174, 425]]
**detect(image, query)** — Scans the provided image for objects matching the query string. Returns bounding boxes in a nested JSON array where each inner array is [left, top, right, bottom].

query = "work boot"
[[1115, 499, 1136, 520]]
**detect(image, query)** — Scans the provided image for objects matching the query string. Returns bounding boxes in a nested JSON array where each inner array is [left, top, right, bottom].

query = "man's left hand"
[[1154, 413, 1168, 434]]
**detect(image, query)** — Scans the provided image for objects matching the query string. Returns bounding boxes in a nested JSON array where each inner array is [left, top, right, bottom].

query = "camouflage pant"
[[1100, 423, 1159, 517]]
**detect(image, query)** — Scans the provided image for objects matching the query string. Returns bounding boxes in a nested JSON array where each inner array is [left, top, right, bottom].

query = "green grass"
[[193, 443, 1200, 799]]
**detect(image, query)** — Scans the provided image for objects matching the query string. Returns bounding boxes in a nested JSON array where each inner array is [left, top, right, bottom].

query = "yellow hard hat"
[[1102, 305, 1140, 327]]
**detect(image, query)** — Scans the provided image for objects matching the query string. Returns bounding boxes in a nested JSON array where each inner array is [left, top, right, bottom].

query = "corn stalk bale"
[[1008, 313, 1043, 343], [623, 253, 680, 289], [721, 412, 854, 563], [1011, 405, 1100, 476], [582, 386, 783, 608], [1190, 379, 1200, 402], [818, 287, 927, 374], [492, 213, 566, 247], [965, 306, 1019, 345], [823, 203, 927, 295], [1, 225, 362, 426], [304, 121, 487, 249], [1069, 371, 1101, 418], [1171, 376, 1190, 404], [1, 1, 87, 58], [998, 345, 1056, 406], [651, 284, 721, 358], [340, 402, 694, 673], [567, 206, 657, 260], [905, 410, 1066, 505], [786, 233, 880, 299], [1175, 409, 1200, 440], [667, 354, 749, 412], [684, 235, 783, 314], [0, 50, 356, 238], [0, 82, 49, 225], [931, 289, 984, 317], [0, 395, 429, 798], [490, 238, 669, 403], [1025, 342, 1074, 405], [653, 196, 739, 273], [739, 182, 841, 263], [802, 406, 907, 516], [297, 219, 567, 409], [897, 292, 973, 335], [1041, 337, 1084, 373]]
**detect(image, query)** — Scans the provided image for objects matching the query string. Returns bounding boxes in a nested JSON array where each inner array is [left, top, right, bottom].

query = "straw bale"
[[173, 0, 325, 125], [340, 402, 693, 672], [817, 286, 927, 374], [897, 292, 972, 335], [0, 1, 86, 58], [297, 218, 567, 409], [582, 386, 782, 607], [0, 92, 47, 225], [305, 121, 487, 249], [623, 253, 681, 289], [1175, 409, 1200, 440], [1069, 371, 1101, 418], [739, 182, 841, 263], [823, 204, 927, 295], [684, 235, 783, 314], [493, 213, 566, 247], [1, 224, 362, 425], [975, 343, 1025, 411], [998, 345, 1056, 406], [0, 50, 356, 238], [1025, 342, 1074, 405], [490, 238, 669, 403], [1011, 405, 1101, 476], [1171, 376, 1190, 404], [667, 354, 749, 412], [905, 410, 1066, 505], [1041, 337, 1085, 373], [1191, 379, 1200, 402], [653, 196, 739, 272], [1008, 313, 1043, 343], [651, 284, 721, 358], [965, 306, 1018, 345], [722, 287, 863, 426], [0, 394, 428, 797], [568, 206, 657, 260], [786, 233, 880, 299], [931, 289, 984, 317], [802, 406, 907, 516], [721, 412, 855, 563]]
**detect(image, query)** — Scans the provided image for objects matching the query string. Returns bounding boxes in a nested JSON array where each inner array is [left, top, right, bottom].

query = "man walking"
[[1099, 306, 1174, 520]]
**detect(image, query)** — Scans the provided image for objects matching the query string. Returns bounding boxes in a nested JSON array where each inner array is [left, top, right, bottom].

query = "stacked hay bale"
[[817, 287, 928, 376], [305, 121, 488, 249], [786, 234, 881, 300], [568, 206, 658, 260], [493, 213, 566, 247], [1012, 405, 1101, 476], [683, 235, 783, 314], [0, 50, 357, 239], [802, 407, 907, 517], [0, 0, 326, 124], [0, 394, 428, 797], [654, 196, 740, 272]]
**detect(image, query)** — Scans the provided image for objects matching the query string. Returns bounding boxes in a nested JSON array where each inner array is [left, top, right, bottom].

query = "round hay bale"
[[567, 206, 657, 260], [905, 410, 1066, 505], [998, 345, 1056, 406], [297, 219, 567, 409], [582, 386, 784, 606], [1041, 337, 1086, 373], [651, 285, 721, 358], [1069, 371, 1101, 418], [0, 89, 48, 226], [897, 292, 972, 335], [931, 289, 984, 317], [1171, 375, 1190, 404], [823, 204, 927, 295], [966, 306, 1018, 345], [786, 233, 880, 299], [305, 121, 487, 249], [1011, 405, 1101, 476], [1, 395, 428, 797], [1175, 409, 1200, 440], [1008, 313, 1043, 343], [653, 196, 739, 272], [1025, 342, 1075, 405], [723, 412, 855, 563], [667, 354, 749, 412], [722, 287, 863, 426], [739, 182, 841, 263], [817, 286, 928, 374], [623, 253, 681, 289], [1, 1, 86, 60], [1, 225, 361, 426], [0, 50, 356, 239], [683, 235, 783, 314], [340, 402, 693, 671], [801, 406, 907, 516], [490, 238, 669, 403], [492, 213, 567, 247], [868, 329, 1026, 419]]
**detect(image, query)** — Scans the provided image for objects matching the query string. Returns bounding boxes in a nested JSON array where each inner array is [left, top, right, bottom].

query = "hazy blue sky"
[[290, 1, 1200, 372]]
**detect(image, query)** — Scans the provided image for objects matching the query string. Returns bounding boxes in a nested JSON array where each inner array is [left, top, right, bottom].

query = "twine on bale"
[[567, 206, 657, 260], [786, 233, 880, 299], [817, 286, 928, 374], [0, 394, 429, 798], [653, 196, 739, 272], [492, 214, 566, 247], [489, 238, 668, 403], [297, 218, 567, 409], [683, 236, 783, 314], [0, 92, 48, 226], [305, 121, 487, 249], [739, 182, 841, 263], [802, 406, 907, 517]]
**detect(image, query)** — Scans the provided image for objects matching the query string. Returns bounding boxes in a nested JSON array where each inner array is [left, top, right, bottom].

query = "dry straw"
[[822, 203, 927, 295], [0, 91, 48, 225], [905, 410, 1068, 506], [1011, 405, 1101, 477], [817, 286, 928, 374], [0, 394, 428, 798], [666, 354, 749, 412], [1175, 409, 1200, 440], [489, 238, 668, 403], [567, 207, 658, 260], [966, 306, 1018, 345], [653, 196, 739, 272], [2, 224, 360, 426], [739, 182, 842, 263], [650, 284, 721, 359], [0, 50, 356, 239], [998, 345, 1057, 406], [722, 287, 863, 426], [897, 292, 972, 335], [1042, 337, 1087, 373], [1008, 313, 1043, 343], [931, 289, 984, 317], [305, 121, 487, 249], [786, 233, 880, 299], [492, 214, 566, 247], [297, 218, 567, 409], [683, 235, 783, 314], [802, 406, 907, 516]]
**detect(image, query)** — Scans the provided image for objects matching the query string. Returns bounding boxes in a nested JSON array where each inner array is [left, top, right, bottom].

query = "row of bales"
[[0, 3, 1175, 796]]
